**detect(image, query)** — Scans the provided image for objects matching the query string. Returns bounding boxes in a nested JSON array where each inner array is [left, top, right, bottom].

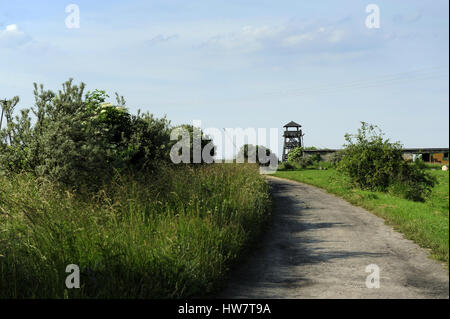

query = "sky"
[[0, 0, 448, 158]]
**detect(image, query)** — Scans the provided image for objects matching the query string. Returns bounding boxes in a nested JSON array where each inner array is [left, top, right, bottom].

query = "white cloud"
[[6, 24, 18, 32], [200, 20, 389, 55], [201, 25, 283, 52], [280, 26, 352, 50], [393, 12, 422, 24], [202, 24, 351, 53], [328, 30, 345, 44], [0, 24, 31, 48], [147, 34, 179, 47]]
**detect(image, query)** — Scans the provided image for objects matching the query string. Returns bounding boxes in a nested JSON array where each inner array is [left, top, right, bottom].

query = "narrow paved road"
[[220, 176, 449, 299]]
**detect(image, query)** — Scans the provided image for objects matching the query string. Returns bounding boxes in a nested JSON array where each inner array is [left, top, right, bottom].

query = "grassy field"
[[0, 164, 271, 298], [273, 165, 449, 266]]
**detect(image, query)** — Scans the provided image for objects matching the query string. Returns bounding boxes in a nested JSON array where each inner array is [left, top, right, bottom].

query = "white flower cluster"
[[98, 103, 128, 114]]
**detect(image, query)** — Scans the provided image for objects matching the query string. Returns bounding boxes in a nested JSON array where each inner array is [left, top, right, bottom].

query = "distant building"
[[302, 148, 449, 165], [302, 149, 340, 162], [401, 148, 449, 165]]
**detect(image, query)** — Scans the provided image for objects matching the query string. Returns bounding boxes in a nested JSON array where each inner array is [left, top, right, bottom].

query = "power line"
[[156, 66, 449, 107], [264, 66, 448, 98]]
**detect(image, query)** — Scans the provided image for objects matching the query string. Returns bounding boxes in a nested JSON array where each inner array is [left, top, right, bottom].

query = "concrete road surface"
[[220, 176, 449, 299]]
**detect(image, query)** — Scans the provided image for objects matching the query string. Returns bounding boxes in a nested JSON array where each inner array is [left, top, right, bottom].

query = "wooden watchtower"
[[282, 121, 304, 162]]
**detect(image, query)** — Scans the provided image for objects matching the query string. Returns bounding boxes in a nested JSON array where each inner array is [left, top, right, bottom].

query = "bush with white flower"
[[0, 79, 172, 189]]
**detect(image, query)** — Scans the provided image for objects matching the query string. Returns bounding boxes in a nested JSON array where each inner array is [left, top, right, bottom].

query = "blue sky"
[[0, 0, 448, 158]]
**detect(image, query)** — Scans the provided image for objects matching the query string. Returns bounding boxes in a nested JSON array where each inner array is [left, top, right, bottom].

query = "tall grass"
[[0, 164, 271, 298]]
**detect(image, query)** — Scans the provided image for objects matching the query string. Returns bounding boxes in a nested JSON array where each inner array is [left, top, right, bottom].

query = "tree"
[[237, 144, 274, 165], [170, 124, 215, 164]]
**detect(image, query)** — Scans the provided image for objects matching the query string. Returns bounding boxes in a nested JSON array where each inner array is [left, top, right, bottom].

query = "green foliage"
[[0, 164, 271, 298], [280, 161, 295, 170], [337, 122, 436, 201], [0, 79, 273, 299], [329, 151, 344, 167], [287, 146, 321, 167], [287, 146, 303, 163], [237, 144, 275, 166], [0, 79, 172, 189], [0, 96, 33, 173], [285, 146, 321, 169], [171, 124, 215, 164], [126, 111, 172, 170], [310, 153, 321, 163], [296, 156, 314, 168], [387, 159, 438, 202]]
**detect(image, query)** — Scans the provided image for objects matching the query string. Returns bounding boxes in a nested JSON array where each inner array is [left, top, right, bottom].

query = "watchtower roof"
[[284, 121, 301, 128]]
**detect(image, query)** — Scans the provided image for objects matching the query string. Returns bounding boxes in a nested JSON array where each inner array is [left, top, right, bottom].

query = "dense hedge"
[[0, 79, 216, 189]]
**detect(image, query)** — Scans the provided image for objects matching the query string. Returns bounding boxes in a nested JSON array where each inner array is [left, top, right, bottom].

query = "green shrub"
[[388, 159, 438, 201], [237, 144, 276, 166], [281, 161, 295, 170], [287, 147, 321, 167], [171, 124, 215, 164], [310, 153, 321, 163], [338, 122, 436, 201], [297, 156, 314, 168], [287, 147, 303, 163], [0, 79, 172, 189], [329, 151, 344, 167]]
